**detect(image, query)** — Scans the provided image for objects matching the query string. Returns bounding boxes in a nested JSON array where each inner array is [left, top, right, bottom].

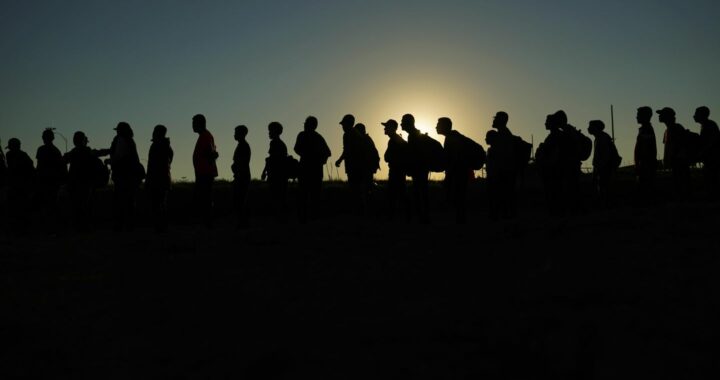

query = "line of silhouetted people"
[[0, 106, 718, 235]]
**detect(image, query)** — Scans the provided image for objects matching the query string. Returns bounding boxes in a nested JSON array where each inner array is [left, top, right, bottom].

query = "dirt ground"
[[2, 169, 719, 379]]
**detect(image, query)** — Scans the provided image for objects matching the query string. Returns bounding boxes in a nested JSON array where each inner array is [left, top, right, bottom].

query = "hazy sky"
[[2, 0, 719, 180]]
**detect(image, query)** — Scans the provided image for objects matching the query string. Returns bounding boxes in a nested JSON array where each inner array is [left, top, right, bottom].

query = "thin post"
[[611, 105, 615, 142]]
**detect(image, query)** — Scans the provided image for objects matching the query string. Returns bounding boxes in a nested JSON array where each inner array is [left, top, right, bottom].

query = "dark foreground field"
[[2, 169, 719, 379]]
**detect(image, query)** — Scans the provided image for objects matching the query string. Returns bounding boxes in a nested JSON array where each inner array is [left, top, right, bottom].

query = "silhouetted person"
[[382, 119, 409, 220], [335, 114, 363, 213], [536, 114, 564, 215], [354, 123, 380, 214], [555, 110, 585, 213], [109, 122, 144, 231], [63, 132, 110, 231], [146, 125, 173, 233], [634, 106, 658, 204], [588, 120, 617, 208], [294, 116, 331, 223], [232, 125, 251, 228], [6, 138, 35, 233], [658, 107, 690, 200], [0, 141, 6, 189], [490, 111, 519, 219], [436, 117, 473, 223], [693, 106, 720, 198], [401, 113, 430, 223], [192, 114, 219, 228], [35, 128, 67, 233], [262, 121, 289, 221]]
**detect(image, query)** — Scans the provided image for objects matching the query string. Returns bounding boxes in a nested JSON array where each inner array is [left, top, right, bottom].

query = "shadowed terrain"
[[2, 168, 719, 378]]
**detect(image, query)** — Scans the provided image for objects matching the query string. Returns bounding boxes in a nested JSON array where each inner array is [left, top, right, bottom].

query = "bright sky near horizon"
[[2, 0, 719, 181]]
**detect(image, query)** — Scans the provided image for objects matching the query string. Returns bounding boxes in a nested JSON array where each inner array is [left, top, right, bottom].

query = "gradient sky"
[[2, 0, 719, 181]]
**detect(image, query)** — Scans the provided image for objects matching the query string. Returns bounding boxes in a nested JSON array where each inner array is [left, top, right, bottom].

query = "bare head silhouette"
[[192, 114, 207, 133], [152, 125, 168, 141], [554, 110, 568, 126], [305, 116, 318, 131], [485, 129, 498, 146], [545, 114, 556, 131], [7, 137, 21, 151], [42, 128, 55, 144], [234, 125, 248, 141], [693, 106, 710, 123], [400, 113, 416, 133], [340, 114, 355, 132], [268, 121, 283, 139], [115, 122, 134, 138], [656, 107, 676, 124], [587, 120, 605, 136], [492, 111, 509, 129], [73, 131, 88, 147], [436, 117, 452, 136], [355, 123, 366, 135], [636, 106, 653, 124], [382, 119, 398, 136]]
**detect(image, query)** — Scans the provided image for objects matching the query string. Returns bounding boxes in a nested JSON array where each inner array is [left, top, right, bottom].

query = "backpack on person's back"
[[457, 133, 486, 170], [418, 133, 447, 172]]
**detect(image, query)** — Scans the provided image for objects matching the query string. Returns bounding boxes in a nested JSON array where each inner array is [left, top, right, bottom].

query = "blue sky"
[[2, 0, 719, 180]]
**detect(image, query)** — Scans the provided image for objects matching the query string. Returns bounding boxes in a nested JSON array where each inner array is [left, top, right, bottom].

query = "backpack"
[[574, 128, 593, 162], [610, 140, 622, 170], [512, 136, 532, 171], [459, 134, 486, 170], [419, 133, 446, 172], [285, 155, 300, 180]]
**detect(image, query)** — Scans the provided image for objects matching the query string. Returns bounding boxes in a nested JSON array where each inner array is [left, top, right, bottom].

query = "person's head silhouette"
[[42, 128, 55, 145], [152, 125, 168, 141], [492, 111, 509, 129], [693, 106, 710, 123], [73, 131, 88, 147], [7, 138, 21, 151], [587, 120, 605, 136], [340, 114, 355, 133], [436, 117, 452, 136], [545, 114, 556, 131], [400, 114, 416, 133], [636, 106, 653, 124], [554, 110, 568, 127], [268, 121, 283, 139], [305, 116, 318, 132], [192, 114, 207, 133], [234, 125, 248, 141], [656, 107, 676, 124], [485, 130, 498, 146], [355, 123, 366, 135], [382, 119, 398, 136], [115, 122, 134, 138]]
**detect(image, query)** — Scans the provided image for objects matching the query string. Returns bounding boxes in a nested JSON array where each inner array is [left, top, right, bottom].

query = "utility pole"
[[610, 105, 615, 142]]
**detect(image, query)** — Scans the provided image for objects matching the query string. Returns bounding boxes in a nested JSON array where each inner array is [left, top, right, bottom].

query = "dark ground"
[[2, 167, 719, 379]]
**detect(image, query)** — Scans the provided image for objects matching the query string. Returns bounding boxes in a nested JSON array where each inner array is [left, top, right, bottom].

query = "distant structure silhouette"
[[634, 106, 658, 204], [693, 106, 720, 197], [192, 114, 219, 228], [109, 122, 144, 231], [382, 119, 409, 220], [335, 114, 364, 214], [35, 128, 67, 233], [436, 117, 478, 223], [588, 120, 620, 207], [294, 116, 331, 223], [262, 121, 289, 221], [488, 111, 519, 220], [146, 125, 174, 233], [401, 113, 431, 223], [6, 138, 35, 233], [63, 131, 110, 231], [658, 107, 690, 199], [354, 123, 380, 215], [232, 125, 251, 228]]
